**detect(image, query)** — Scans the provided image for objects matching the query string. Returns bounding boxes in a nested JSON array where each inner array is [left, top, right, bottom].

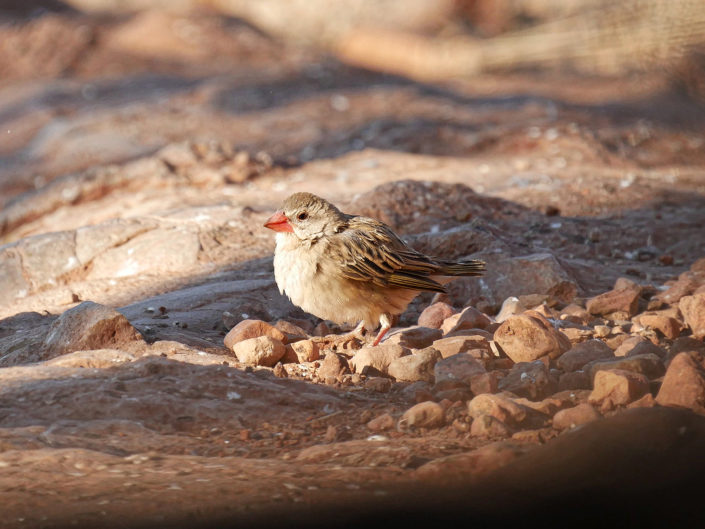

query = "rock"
[[552, 403, 601, 430], [231, 336, 286, 367], [469, 372, 501, 395], [588, 369, 650, 410], [559, 304, 593, 325], [399, 401, 445, 429], [656, 352, 705, 414], [349, 343, 410, 376], [441, 306, 492, 334], [44, 301, 144, 360], [433, 353, 486, 384], [414, 441, 529, 480], [431, 336, 486, 358], [418, 302, 456, 329], [45, 348, 138, 368], [558, 370, 591, 391], [16, 231, 80, 290], [470, 415, 514, 438], [586, 286, 640, 318], [679, 293, 705, 339], [367, 413, 395, 432], [614, 336, 665, 358], [497, 361, 556, 401], [627, 393, 656, 408], [284, 339, 320, 363], [387, 347, 442, 383], [467, 393, 527, 425], [670, 336, 705, 356], [556, 339, 614, 372], [385, 326, 442, 349], [224, 319, 288, 348], [0, 248, 31, 302], [364, 377, 392, 392], [494, 297, 523, 323], [493, 310, 571, 363], [274, 320, 309, 341], [318, 352, 350, 380], [653, 272, 700, 305], [633, 310, 684, 340], [588, 353, 665, 380], [87, 227, 201, 279]]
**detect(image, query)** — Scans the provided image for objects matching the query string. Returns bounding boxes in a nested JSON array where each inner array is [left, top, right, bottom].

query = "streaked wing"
[[329, 215, 446, 293]]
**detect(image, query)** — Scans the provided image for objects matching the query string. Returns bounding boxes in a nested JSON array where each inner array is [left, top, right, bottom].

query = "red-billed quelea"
[[264, 192, 485, 346]]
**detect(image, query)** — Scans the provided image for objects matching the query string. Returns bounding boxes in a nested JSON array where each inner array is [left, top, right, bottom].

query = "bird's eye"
[[297, 211, 308, 221]]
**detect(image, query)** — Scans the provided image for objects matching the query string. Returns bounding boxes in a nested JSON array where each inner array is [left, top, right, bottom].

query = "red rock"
[[559, 304, 593, 325], [586, 287, 640, 317], [614, 336, 665, 358], [418, 302, 456, 329], [441, 306, 492, 334], [43, 301, 144, 360], [349, 343, 410, 376], [468, 371, 501, 395], [633, 310, 684, 340], [627, 393, 656, 408], [414, 441, 529, 480], [283, 339, 320, 363], [367, 413, 395, 432], [467, 393, 527, 425], [318, 352, 350, 380], [556, 339, 614, 372], [231, 336, 286, 367], [588, 369, 650, 411], [470, 414, 513, 438], [224, 319, 287, 349], [387, 347, 442, 383], [274, 320, 309, 341], [691, 257, 705, 272], [655, 352, 705, 414], [493, 310, 571, 363], [653, 272, 700, 305], [431, 336, 486, 358], [552, 403, 601, 430], [679, 293, 705, 339], [400, 401, 445, 429]]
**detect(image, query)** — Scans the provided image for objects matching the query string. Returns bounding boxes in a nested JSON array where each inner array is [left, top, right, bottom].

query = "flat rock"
[[467, 393, 527, 426], [433, 353, 486, 384], [586, 286, 640, 317], [441, 306, 492, 334], [385, 326, 442, 349], [588, 353, 665, 380], [556, 339, 614, 372]]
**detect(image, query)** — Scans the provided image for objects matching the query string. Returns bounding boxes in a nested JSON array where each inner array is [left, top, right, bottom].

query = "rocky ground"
[[2, 6, 705, 529]]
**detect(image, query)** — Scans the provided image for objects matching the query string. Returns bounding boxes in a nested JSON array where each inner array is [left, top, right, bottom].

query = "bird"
[[264, 192, 485, 346]]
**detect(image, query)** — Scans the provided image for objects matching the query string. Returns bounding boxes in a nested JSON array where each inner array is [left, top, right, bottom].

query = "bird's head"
[[264, 192, 346, 241]]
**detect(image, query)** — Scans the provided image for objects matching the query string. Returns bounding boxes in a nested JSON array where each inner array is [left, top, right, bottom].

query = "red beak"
[[264, 210, 294, 233]]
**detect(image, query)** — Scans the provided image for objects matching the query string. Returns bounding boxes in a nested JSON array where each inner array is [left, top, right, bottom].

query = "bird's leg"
[[372, 314, 392, 346]]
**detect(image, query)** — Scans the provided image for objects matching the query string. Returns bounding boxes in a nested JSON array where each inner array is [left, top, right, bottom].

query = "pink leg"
[[372, 314, 392, 346]]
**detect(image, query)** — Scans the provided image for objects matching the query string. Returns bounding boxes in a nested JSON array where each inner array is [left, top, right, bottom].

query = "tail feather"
[[439, 259, 486, 277]]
